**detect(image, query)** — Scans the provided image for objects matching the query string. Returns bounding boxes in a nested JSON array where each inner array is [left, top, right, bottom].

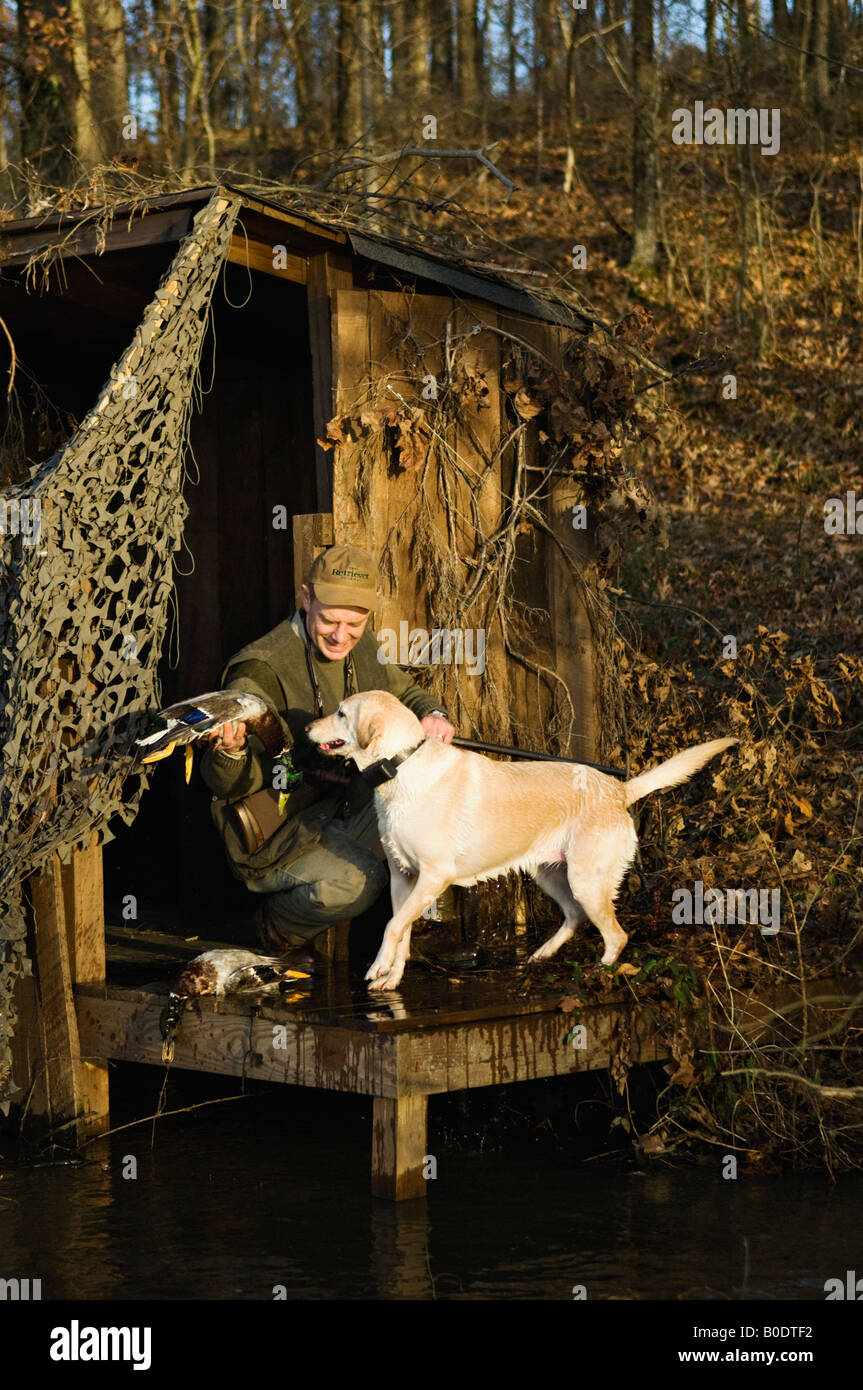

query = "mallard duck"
[[135, 690, 293, 785], [159, 948, 311, 1062]]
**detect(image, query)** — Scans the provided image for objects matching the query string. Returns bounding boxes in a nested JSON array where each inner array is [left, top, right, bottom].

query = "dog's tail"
[[624, 738, 738, 808]]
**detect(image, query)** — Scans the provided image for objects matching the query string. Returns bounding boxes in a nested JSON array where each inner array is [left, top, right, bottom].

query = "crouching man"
[[199, 544, 454, 970]]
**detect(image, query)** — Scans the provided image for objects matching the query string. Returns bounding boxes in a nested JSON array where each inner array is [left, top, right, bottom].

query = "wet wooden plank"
[[61, 843, 109, 1135], [8, 970, 51, 1122], [76, 976, 668, 1096], [372, 1095, 428, 1200], [89, 969, 579, 1032], [403, 1005, 668, 1093], [61, 843, 105, 986], [75, 992, 402, 1097], [31, 856, 87, 1137]]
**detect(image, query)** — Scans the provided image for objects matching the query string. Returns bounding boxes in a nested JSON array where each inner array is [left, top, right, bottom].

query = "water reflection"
[[0, 1083, 857, 1300]]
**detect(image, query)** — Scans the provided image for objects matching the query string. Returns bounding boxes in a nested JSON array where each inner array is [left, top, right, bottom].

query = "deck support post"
[[371, 1094, 429, 1200], [29, 843, 109, 1143]]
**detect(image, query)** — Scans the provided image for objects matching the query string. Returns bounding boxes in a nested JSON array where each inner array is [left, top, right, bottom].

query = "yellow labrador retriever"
[[307, 691, 736, 992]]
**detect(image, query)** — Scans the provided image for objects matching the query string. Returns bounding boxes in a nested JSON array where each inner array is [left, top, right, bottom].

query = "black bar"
[[451, 737, 626, 780]]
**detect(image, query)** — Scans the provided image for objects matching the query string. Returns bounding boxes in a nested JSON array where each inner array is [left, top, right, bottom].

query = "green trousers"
[[244, 791, 389, 946]]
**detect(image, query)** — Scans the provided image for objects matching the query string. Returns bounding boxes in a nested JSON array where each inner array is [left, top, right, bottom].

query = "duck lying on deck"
[[160, 949, 310, 1062]]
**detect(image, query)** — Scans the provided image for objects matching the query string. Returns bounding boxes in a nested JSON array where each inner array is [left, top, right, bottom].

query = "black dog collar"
[[359, 740, 426, 789]]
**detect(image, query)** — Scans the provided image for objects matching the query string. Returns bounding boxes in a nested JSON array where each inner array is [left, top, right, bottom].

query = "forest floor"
[[461, 106, 863, 1171]]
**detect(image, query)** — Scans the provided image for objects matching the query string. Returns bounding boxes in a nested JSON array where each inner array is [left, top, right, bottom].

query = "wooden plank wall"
[[330, 287, 514, 741], [329, 287, 597, 756]]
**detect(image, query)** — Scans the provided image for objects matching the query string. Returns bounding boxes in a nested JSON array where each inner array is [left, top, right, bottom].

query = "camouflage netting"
[[0, 192, 240, 1112]]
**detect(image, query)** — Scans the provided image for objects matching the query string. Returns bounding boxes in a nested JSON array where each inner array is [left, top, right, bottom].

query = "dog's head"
[[306, 690, 424, 771]]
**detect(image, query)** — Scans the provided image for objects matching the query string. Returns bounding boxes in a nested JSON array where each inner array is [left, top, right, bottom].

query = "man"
[[200, 544, 455, 968]]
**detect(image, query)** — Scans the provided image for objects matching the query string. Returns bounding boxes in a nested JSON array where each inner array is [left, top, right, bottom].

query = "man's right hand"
[[209, 719, 247, 751]]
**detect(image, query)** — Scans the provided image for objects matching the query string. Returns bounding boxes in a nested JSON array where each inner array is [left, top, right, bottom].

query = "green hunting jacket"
[[200, 610, 444, 880]]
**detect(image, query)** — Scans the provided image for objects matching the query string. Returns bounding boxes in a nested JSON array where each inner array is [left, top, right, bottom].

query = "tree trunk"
[[90, 0, 129, 162], [630, 0, 658, 268], [16, 0, 76, 183], [69, 0, 104, 168], [706, 0, 717, 56], [151, 0, 182, 165], [357, 0, 375, 140], [737, 0, 753, 63], [205, 0, 230, 131], [506, 0, 517, 96], [391, 0, 430, 104], [797, 0, 813, 95], [287, 0, 312, 126], [337, 0, 363, 146], [533, 0, 552, 185], [411, 0, 432, 102], [562, 16, 578, 193], [813, 0, 831, 107], [431, 0, 455, 94], [389, 0, 405, 100], [456, 0, 478, 105]]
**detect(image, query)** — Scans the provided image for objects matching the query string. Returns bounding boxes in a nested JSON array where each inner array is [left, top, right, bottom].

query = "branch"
[[315, 145, 518, 200], [721, 1068, 863, 1102], [0, 315, 16, 395]]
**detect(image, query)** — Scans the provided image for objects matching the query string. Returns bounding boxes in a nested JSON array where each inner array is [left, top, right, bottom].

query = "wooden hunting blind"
[[0, 185, 610, 1167]]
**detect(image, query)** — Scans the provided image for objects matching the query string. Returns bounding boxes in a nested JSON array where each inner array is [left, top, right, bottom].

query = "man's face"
[[301, 584, 371, 660]]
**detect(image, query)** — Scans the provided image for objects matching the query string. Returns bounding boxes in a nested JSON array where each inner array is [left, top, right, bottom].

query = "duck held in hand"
[[134, 689, 301, 797]]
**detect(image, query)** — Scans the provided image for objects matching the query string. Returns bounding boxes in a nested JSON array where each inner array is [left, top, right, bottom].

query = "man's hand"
[[421, 713, 456, 744], [208, 719, 247, 751]]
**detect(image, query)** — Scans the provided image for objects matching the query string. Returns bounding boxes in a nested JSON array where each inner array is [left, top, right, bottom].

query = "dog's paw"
[[528, 940, 558, 962], [600, 932, 628, 966], [365, 954, 395, 983], [367, 961, 405, 992]]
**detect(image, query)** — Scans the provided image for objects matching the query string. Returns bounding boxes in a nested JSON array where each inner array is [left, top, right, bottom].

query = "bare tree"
[[505, 0, 517, 97], [533, 0, 553, 184], [431, 0, 455, 96], [630, 0, 658, 269], [456, 0, 479, 105], [812, 0, 832, 107], [390, 0, 431, 110]]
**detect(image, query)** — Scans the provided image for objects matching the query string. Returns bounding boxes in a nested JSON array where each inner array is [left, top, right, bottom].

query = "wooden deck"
[[72, 925, 671, 1200]]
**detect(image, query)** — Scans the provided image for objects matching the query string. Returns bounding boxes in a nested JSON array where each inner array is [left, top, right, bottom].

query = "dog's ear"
[[355, 708, 387, 758]]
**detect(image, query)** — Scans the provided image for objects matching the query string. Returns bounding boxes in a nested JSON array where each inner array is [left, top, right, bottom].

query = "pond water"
[[0, 1067, 856, 1302]]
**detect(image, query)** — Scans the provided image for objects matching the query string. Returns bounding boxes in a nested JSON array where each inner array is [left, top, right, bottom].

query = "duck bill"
[[139, 740, 177, 765]]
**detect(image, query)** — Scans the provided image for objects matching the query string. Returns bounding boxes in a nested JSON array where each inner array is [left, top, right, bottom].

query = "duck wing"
[[226, 961, 312, 993], [173, 949, 309, 998], [135, 690, 272, 762]]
